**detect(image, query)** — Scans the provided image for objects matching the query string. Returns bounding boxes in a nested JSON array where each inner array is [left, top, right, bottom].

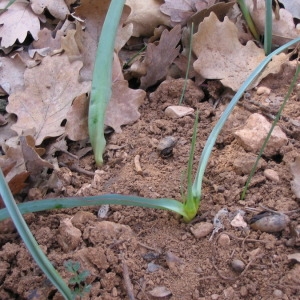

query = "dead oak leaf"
[[6, 55, 90, 145], [105, 80, 145, 133], [0, 55, 26, 94], [193, 12, 267, 91], [140, 25, 181, 89], [160, 0, 214, 26], [0, 0, 40, 48], [30, 0, 70, 20]]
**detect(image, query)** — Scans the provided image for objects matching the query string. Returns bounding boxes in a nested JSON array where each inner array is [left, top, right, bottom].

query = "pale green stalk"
[[241, 62, 300, 199], [89, 0, 125, 166], [0, 169, 73, 299], [179, 23, 194, 105], [264, 0, 273, 55], [237, 0, 260, 40]]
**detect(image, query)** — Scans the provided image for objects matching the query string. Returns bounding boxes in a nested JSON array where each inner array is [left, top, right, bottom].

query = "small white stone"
[[190, 222, 214, 238], [264, 169, 280, 182], [165, 105, 194, 118], [257, 86, 271, 95], [273, 289, 283, 298]]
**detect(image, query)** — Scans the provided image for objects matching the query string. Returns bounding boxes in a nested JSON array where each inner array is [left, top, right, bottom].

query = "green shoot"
[[264, 0, 273, 55], [0, 169, 73, 300], [89, 0, 125, 166], [179, 22, 194, 105], [123, 45, 147, 69], [241, 62, 300, 199], [64, 260, 91, 299], [237, 0, 260, 41]]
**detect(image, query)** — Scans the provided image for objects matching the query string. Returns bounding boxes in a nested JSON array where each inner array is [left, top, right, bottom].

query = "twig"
[[59, 162, 95, 177], [121, 254, 136, 300], [134, 155, 143, 175]]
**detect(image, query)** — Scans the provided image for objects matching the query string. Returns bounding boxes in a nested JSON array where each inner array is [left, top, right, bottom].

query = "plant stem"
[[0, 169, 73, 299], [89, 0, 125, 166], [264, 0, 273, 55]]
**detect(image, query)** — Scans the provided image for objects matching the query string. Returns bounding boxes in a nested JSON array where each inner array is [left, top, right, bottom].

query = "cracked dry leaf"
[[140, 25, 181, 89], [290, 157, 300, 199], [6, 55, 90, 145], [0, 0, 40, 48], [125, 0, 170, 37], [30, 0, 69, 20], [193, 13, 265, 91]]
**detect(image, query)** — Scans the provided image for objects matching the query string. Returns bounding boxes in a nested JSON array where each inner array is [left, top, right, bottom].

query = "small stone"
[[218, 233, 231, 247], [273, 289, 283, 298], [231, 259, 245, 273], [148, 286, 172, 298], [234, 113, 288, 157], [257, 86, 271, 95], [147, 263, 161, 273], [264, 169, 279, 182], [112, 287, 118, 297], [57, 218, 82, 252], [223, 287, 236, 298], [157, 136, 177, 157], [211, 294, 219, 300], [240, 286, 248, 297], [190, 222, 214, 238], [165, 105, 194, 118]]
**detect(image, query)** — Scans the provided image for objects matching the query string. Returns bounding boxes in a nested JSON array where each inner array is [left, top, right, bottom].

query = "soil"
[[1, 62, 300, 300]]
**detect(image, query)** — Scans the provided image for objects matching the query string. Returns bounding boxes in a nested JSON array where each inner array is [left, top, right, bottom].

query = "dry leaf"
[[125, 0, 170, 37], [30, 0, 70, 20], [160, 0, 214, 26], [105, 80, 145, 132], [290, 157, 300, 199], [140, 25, 181, 89], [20, 135, 52, 175], [245, 0, 300, 46], [65, 93, 89, 141], [192, 12, 276, 91], [0, 0, 40, 48], [0, 146, 29, 195], [280, 0, 300, 19], [0, 55, 26, 94], [6, 55, 90, 145], [30, 28, 64, 57]]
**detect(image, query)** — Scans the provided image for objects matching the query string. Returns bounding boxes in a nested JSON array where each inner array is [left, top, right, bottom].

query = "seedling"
[[64, 260, 91, 299]]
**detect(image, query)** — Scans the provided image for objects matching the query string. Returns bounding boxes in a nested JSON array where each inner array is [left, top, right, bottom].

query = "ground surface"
[[0, 63, 300, 300]]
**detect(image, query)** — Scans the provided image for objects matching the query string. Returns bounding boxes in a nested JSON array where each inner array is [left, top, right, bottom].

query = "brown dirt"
[[1, 62, 300, 300]]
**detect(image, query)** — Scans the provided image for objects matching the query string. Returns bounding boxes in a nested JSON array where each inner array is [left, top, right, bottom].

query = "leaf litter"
[[0, 0, 300, 299]]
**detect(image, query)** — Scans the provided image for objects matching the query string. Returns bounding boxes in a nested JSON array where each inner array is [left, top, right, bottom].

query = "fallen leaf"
[[30, 28, 64, 57], [125, 0, 170, 37], [160, 0, 214, 26], [30, 0, 70, 20], [245, 0, 300, 46], [290, 156, 300, 199], [192, 12, 286, 91], [287, 253, 300, 263], [20, 135, 53, 175], [105, 80, 145, 132], [0, 0, 40, 48], [0, 55, 26, 94], [140, 25, 181, 89], [280, 0, 300, 19], [6, 55, 90, 145], [65, 93, 89, 141]]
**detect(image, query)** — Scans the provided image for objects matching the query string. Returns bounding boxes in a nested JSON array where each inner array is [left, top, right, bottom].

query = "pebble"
[[273, 289, 283, 298], [231, 259, 245, 273], [240, 286, 248, 297], [157, 136, 177, 157], [218, 233, 231, 247], [264, 169, 280, 182], [190, 222, 214, 238], [211, 294, 219, 300], [147, 263, 161, 273], [165, 105, 194, 118], [257, 86, 271, 95], [234, 113, 288, 157], [148, 286, 172, 298]]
